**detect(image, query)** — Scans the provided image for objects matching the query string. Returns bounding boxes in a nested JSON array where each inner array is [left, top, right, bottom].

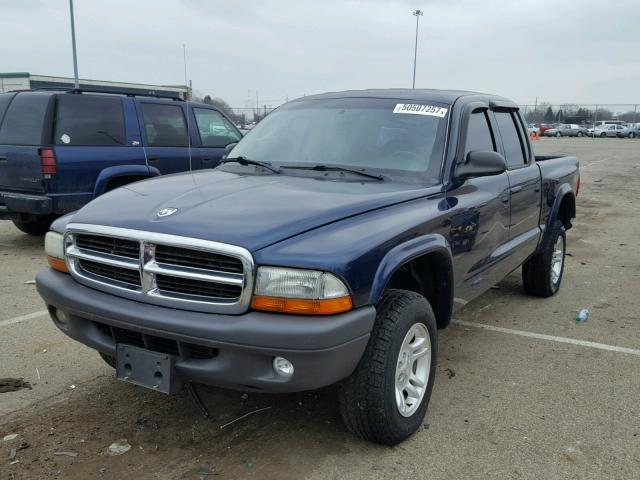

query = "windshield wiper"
[[281, 164, 384, 181], [220, 156, 281, 174]]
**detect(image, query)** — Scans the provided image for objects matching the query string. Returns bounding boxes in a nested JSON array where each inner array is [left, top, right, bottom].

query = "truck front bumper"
[[36, 268, 376, 393]]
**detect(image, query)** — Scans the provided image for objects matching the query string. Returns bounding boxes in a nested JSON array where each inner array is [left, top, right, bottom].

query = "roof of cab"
[[295, 88, 514, 106]]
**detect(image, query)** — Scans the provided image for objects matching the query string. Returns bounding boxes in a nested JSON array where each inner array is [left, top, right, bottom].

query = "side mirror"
[[456, 150, 507, 181], [223, 142, 238, 159]]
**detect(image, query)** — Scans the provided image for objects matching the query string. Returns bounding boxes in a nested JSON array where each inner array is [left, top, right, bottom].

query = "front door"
[[447, 107, 511, 304]]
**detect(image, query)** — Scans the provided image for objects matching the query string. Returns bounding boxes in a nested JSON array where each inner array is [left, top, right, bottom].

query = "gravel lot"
[[1, 138, 639, 480]]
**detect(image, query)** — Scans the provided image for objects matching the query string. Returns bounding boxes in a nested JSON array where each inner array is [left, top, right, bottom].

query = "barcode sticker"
[[393, 104, 448, 117]]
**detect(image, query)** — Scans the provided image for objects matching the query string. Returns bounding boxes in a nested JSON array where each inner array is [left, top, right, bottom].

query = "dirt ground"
[[1, 138, 639, 480]]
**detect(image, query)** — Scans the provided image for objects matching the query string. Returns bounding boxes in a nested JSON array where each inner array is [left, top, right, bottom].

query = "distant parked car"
[[0, 89, 242, 234], [544, 124, 588, 137], [618, 123, 639, 138], [588, 124, 627, 138], [537, 123, 555, 135]]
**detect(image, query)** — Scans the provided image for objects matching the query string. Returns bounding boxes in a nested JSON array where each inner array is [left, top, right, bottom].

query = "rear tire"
[[338, 289, 438, 445], [11, 215, 56, 236], [630, 132, 636, 139], [577, 132, 583, 137], [522, 220, 566, 297], [555, 132, 561, 137]]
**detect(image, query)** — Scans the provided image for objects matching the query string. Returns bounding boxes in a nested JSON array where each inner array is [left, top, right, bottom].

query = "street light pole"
[[69, 0, 79, 89], [412, 9, 423, 89]]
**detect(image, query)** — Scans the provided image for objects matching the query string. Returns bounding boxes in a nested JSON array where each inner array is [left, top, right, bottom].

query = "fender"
[[368, 233, 453, 305], [539, 183, 575, 249], [92, 165, 161, 198]]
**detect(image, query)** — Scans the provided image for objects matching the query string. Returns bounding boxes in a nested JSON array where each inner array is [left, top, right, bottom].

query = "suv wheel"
[[11, 215, 56, 236], [555, 131, 561, 137], [338, 289, 437, 445], [630, 132, 636, 139], [577, 131, 583, 137], [522, 220, 566, 297]]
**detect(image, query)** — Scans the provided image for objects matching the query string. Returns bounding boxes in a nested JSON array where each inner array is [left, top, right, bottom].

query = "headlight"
[[44, 231, 69, 273], [252, 267, 352, 315]]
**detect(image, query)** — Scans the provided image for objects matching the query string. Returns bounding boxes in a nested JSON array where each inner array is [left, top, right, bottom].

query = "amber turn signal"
[[47, 255, 69, 274], [252, 295, 353, 315]]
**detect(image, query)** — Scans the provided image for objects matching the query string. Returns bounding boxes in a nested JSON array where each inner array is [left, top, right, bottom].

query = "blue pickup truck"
[[0, 90, 242, 234], [36, 89, 579, 445]]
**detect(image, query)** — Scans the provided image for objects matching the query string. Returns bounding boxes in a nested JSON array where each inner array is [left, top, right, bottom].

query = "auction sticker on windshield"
[[393, 104, 448, 117]]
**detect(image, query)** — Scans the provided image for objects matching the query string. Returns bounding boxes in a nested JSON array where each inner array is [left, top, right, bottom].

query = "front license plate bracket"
[[116, 344, 181, 394]]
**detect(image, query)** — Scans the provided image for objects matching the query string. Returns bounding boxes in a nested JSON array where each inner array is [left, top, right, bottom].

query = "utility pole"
[[412, 9, 423, 89], [69, 0, 79, 89]]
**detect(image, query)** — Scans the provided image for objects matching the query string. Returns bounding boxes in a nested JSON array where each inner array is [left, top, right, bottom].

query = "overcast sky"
[[3, 0, 640, 108]]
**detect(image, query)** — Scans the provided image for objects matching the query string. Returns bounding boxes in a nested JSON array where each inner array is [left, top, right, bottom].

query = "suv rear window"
[[54, 95, 125, 146], [141, 104, 188, 147], [0, 93, 16, 125], [0, 92, 50, 146]]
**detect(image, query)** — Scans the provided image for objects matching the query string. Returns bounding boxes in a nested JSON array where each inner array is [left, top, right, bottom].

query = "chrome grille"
[[78, 259, 142, 288], [65, 224, 254, 314], [155, 245, 243, 274], [76, 234, 139, 259]]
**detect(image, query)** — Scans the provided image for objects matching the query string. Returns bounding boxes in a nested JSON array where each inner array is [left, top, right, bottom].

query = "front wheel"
[[555, 132, 561, 137], [577, 132, 583, 137], [338, 289, 438, 445], [11, 215, 57, 236], [630, 132, 636, 139], [522, 220, 566, 297]]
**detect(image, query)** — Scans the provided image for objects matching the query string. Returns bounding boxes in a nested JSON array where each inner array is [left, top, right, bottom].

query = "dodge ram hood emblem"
[[157, 207, 178, 218]]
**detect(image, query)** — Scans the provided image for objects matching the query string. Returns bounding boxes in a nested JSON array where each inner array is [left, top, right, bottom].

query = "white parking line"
[[453, 320, 640, 357], [581, 159, 606, 169], [0, 310, 49, 328]]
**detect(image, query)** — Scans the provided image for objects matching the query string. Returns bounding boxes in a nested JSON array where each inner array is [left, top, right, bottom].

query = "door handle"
[[510, 186, 523, 194], [0, 156, 7, 162], [147, 155, 159, 163]]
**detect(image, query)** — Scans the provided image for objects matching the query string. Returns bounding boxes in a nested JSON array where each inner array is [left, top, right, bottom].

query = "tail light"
[[39, 148, 57, 177], [576, 174, 581, 197]]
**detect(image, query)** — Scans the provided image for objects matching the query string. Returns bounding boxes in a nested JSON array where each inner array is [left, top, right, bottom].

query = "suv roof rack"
[[21, 87, 185, 101]]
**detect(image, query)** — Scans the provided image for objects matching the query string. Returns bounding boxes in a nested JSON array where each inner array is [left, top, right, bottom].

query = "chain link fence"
[[518, 103, 640, 127]]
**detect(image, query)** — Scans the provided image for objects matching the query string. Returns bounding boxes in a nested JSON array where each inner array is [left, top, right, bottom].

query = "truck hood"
[[69, 170, 438, 251]]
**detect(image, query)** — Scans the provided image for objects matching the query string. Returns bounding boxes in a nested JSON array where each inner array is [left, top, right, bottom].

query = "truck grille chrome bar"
[[64, 223, 254, 314]]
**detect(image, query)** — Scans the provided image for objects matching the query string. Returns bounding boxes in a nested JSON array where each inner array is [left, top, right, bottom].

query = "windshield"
[[227, 97, 449, 183]]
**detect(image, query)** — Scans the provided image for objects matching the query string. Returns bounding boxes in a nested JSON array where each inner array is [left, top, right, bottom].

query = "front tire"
[[555, 132, 561, 137], [577, 132, 583, 137], [11, 215, 56, 236], [630, 132, 636, 139], [522, 220, 566, 297], [338, 289, 438, 445]]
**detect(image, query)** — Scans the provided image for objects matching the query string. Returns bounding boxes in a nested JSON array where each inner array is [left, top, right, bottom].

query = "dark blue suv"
[[0, 90, 242, 234]]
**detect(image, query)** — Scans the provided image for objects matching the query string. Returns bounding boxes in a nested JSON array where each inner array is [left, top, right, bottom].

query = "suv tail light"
[[39, 148, 57, 177]]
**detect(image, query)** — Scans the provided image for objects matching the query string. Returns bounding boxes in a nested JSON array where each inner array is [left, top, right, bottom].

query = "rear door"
[[51, 94, 146, 204], [137, 101, 191, 174], [0, 92, 51, 193], [191, 106, 242, 169], [492, 109, 542, 270]]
